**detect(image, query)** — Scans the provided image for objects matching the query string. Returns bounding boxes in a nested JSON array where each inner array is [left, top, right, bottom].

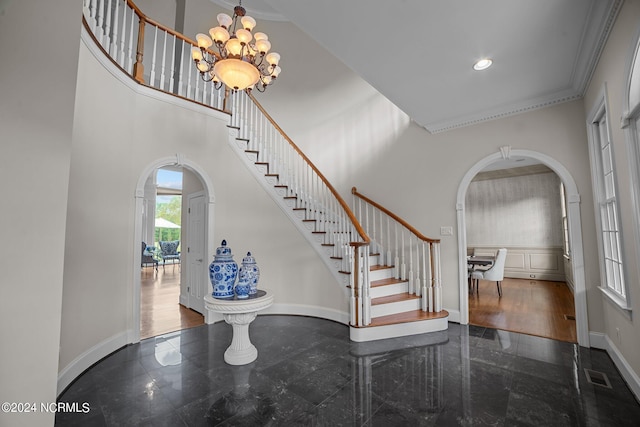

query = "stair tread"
[[370, 264, 394, 271], [371, 277, 407, 287], [372, 293, 420, 305], [368, 310, 449, 327]]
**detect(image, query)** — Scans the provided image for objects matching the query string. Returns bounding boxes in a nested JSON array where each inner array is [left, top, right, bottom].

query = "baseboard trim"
[[589, 331, 607, 349], [444, 308, 461, 323], [57, 331, 129, 397], [589, 331, 640, 402], [261, 303, 350, 325], [605, 335, 640, 402]]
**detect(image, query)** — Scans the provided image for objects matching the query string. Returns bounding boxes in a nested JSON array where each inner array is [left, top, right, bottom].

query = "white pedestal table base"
[[204, 290, 274, 366]]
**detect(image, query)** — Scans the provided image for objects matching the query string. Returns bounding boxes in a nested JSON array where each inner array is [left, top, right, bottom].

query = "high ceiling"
[[213, 1, 620, 133]]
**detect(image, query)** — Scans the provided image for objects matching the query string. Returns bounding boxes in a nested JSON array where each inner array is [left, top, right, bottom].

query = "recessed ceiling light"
[[473, 58, 493, 71]]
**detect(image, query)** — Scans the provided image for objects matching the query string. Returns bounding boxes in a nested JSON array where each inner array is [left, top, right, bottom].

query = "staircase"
[[81, 0, 447, 342], [228, 91, 448, 341]]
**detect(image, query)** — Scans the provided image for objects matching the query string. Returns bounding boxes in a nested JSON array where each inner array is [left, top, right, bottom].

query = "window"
[[623, 25, 640, 280], [586, 88, 630, 310]]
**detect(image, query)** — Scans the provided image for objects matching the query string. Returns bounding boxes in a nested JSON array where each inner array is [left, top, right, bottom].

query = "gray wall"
[[465, 172, 563, 247]]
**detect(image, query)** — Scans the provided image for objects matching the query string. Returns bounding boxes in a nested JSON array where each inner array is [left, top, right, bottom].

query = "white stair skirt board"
[[371, 298, 422, 317], [350, 315, 449, 342]]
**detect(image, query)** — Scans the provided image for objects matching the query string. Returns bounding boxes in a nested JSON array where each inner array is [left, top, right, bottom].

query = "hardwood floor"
[[140, 265, 204, 340], [469, 277, 577, 343]]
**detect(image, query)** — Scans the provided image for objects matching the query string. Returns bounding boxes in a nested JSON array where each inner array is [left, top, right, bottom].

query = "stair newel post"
[[349, 242, 357, 325], [352, 243, 363, 326], [362, 244, 371, 325], [433, 242, 442, 312], [133, 14, 146, 84]]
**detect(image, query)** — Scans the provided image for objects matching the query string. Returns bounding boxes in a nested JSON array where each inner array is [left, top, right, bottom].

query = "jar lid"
[[242, 251, 256, 264], [216, 239, 233, 257]]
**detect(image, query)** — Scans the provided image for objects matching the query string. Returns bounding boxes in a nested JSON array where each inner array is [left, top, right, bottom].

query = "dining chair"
[[470, 248, 507, 296]]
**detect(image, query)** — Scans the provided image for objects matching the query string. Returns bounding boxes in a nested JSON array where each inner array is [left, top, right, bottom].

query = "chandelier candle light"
[[192, 0, 281, 92]]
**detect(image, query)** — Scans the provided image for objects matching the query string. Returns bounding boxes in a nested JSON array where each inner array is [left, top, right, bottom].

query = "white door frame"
[[456, 148, 590, 347], [131, 154, 215, 344]]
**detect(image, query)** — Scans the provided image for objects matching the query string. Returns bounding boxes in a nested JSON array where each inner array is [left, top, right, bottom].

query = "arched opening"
[[131, 154, 216, 343], [456, 148, 590, 347]]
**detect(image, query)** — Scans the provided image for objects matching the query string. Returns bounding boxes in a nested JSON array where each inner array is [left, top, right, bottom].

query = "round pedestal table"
[[204, 289, 273, 365]]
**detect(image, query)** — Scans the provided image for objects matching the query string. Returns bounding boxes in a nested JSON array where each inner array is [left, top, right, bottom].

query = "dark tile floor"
[[56, 316, 640, 426]]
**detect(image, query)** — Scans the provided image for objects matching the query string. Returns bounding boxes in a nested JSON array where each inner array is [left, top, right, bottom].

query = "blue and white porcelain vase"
[[209, 240, 238, 299], [234, 275, 251, 299], [239, 252, 260, 295]]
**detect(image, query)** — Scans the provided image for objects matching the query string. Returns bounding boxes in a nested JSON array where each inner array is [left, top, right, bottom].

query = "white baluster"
[[104, 0, 112, 50], [89, 0, 98, 32], [424, 241, 431, 311], [169, 35, 176, 93], [149, 26, 158, 88], [386, 216, 391, 267], [127, 10, 135, 73], [160, 30, 167, 90], [415, 238, 422, 297], [96, 0, 105, 44], [186, 46, 193, 100], [110, 0, 120, 58]]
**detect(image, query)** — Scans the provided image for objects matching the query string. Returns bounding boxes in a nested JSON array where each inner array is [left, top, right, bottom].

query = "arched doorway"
[[131, 154, 216, 343], [456, 148, 590, 347]]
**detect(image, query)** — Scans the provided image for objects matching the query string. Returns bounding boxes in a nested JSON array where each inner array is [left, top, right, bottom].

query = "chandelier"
[[191, 1, 281, 92]]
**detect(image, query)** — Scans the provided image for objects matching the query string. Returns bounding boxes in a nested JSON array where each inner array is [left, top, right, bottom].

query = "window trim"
[[586, 84, 631, 313], [622, 22, 640, 293]]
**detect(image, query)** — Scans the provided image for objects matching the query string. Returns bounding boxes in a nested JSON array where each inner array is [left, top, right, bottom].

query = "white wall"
[[466, 172, 563, 247], [58, 38, 342, 381], [0, 1, 82, 426], [583, 0, 640, 384]]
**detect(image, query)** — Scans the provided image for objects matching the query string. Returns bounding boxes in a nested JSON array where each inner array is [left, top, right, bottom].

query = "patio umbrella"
[[155, 217, 180, 242], [155, 217, 180, 229]]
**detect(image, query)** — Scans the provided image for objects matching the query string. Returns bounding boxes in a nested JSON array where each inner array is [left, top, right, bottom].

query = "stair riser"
[[368, 268, 395, 282], [369, 282, 409, 299], [371, 299, 421, 317]]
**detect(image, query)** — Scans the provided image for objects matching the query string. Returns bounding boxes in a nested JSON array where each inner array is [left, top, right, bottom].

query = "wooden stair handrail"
[[352, 187, 440, 244], [247, 92, 370, 245]]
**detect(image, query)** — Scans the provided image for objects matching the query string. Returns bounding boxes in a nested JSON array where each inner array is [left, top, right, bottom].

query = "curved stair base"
[[350, 310, 449, 342]]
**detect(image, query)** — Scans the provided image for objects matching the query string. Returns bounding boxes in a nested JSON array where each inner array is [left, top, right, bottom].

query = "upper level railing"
[[82, 0, 227, 111], [352, 187, 443, 313]]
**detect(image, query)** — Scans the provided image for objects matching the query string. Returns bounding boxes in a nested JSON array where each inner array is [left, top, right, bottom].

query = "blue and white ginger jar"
[[209, 240, 238, 299], [239, 252, 260, 295]]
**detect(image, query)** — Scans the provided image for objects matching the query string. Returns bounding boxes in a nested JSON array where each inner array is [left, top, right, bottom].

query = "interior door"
[[186, 192, 206, 314]]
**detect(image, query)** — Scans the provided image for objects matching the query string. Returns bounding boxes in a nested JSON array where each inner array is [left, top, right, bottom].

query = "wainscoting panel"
[[469, 246, 566, 281]]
